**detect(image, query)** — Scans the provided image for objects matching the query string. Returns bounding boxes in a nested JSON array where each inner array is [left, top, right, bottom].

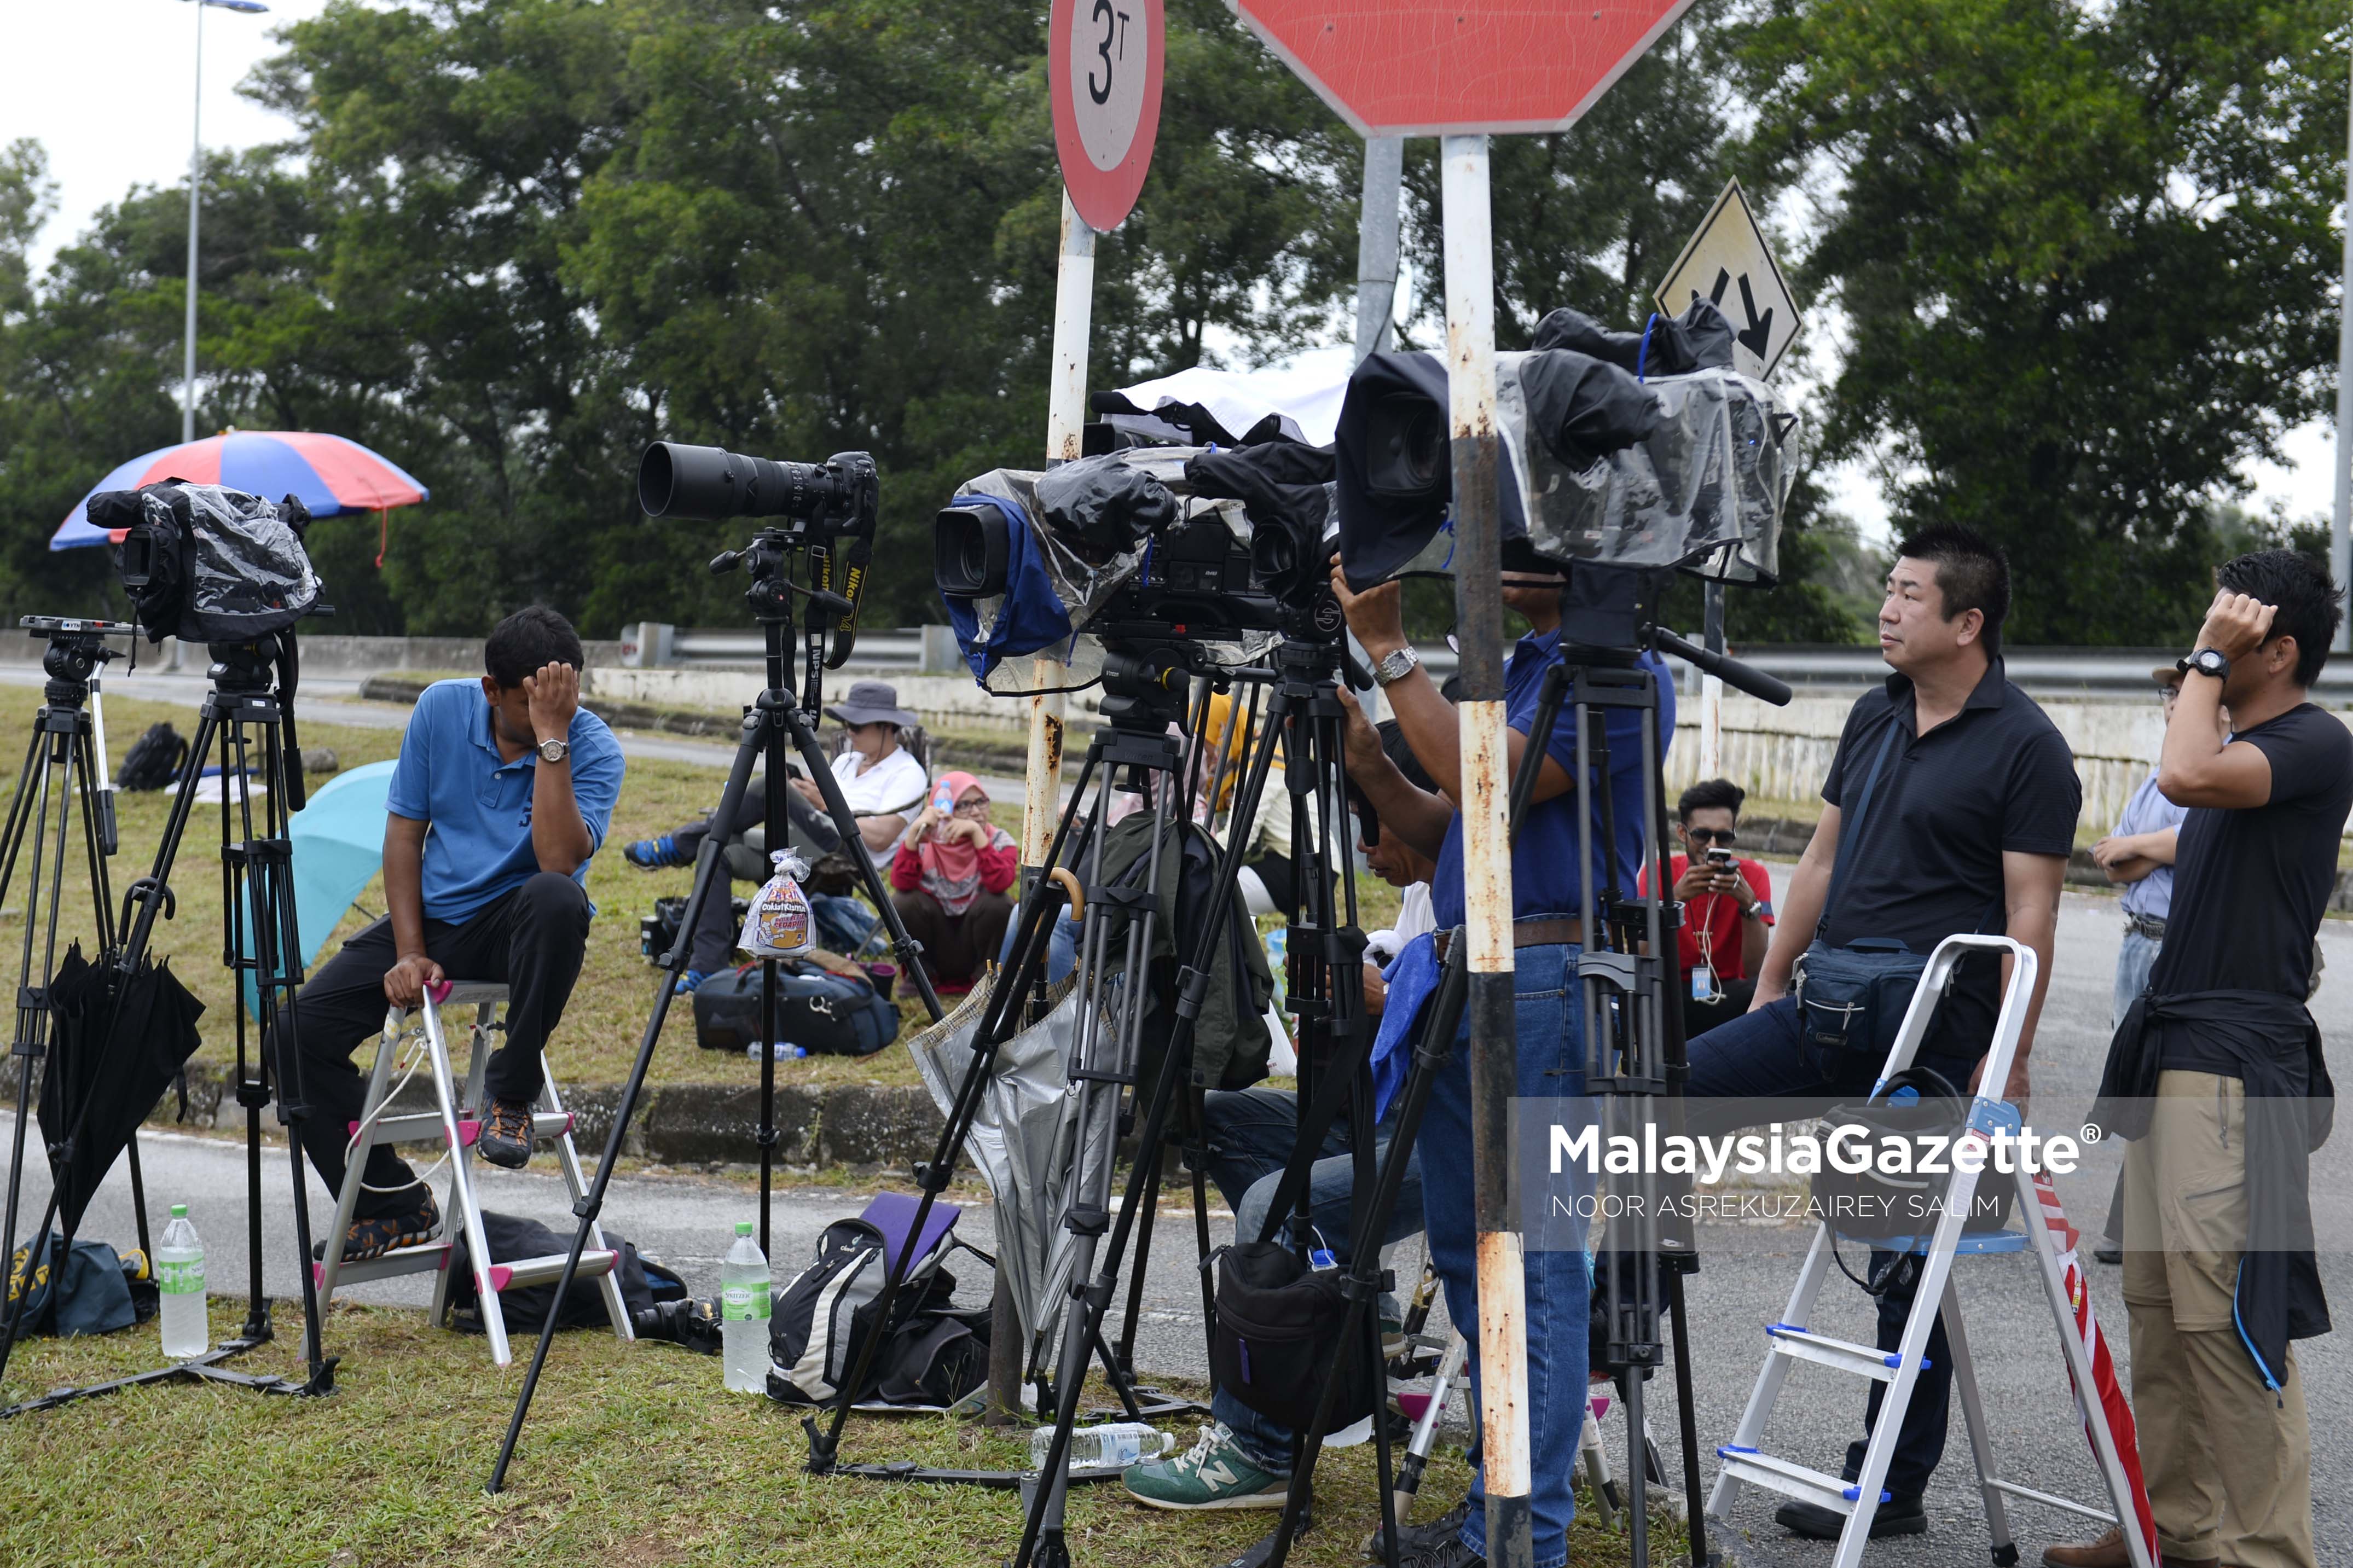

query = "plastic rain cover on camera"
[[904, 980, 1110, 1350], [944, 450, 1276, 696], [126, 482, 320, 643], [1335, 352, 1794, 590]]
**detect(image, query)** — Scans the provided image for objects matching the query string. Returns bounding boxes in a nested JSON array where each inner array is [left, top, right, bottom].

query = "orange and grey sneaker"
[[314, 1189, 442, 1263], [478, 1098, 537, 1170]]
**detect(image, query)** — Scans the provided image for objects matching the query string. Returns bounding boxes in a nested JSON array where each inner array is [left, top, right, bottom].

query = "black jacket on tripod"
[[1092, 814, 1274, 1093]]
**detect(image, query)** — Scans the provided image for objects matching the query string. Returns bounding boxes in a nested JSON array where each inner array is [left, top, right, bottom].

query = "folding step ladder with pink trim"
[[314, 979, 632, 1363]]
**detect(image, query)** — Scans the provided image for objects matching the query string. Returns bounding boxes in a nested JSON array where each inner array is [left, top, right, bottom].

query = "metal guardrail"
[[628, 625, 2352, 701]]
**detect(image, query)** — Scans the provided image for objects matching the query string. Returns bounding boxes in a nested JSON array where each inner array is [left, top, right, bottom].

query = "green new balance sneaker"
[[1122, 1424, 1291, 1511]]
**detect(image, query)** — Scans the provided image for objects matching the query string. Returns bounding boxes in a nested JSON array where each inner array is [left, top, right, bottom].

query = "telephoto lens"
[[934, 502, 1012, 599], [639, 442, 845, 521]]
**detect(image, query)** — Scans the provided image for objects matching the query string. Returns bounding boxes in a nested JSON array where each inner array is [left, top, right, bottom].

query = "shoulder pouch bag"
[[1791, 719, 1939, 1058]]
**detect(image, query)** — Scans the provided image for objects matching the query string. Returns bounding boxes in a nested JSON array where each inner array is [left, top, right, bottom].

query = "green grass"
[[0, 1300, 1681, 1568]]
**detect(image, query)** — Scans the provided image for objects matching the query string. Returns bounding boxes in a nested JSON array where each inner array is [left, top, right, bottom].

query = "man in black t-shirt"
[[1685, 524, 2080, 1544], [2053, 554, 2347, 1568]]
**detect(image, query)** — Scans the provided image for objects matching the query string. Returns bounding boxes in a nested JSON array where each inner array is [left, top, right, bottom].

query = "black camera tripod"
[[802, 639, 1227, 1488], [1, 629, 341, 1412], [0, 620, 135, 1375], [488, 520, 947, 1495]]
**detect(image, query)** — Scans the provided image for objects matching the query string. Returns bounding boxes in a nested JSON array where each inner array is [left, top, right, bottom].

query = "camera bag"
[[1808, 1066, 2016, 1250], [1208, 1239, 1379, 1431], [446, 1213, 684, 1337], [691, 957, 899, 1056]]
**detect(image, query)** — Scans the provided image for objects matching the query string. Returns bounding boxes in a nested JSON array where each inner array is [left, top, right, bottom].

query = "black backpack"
[[766, 1214, 989, 1409], [116, 723, 190, 793]]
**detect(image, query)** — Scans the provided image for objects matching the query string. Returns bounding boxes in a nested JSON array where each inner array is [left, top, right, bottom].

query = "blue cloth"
[[1422, 941, 1589, 1565], [1430, 635, 1675, 927], [384, 680, 623, 922], [1369, 932, 1438, 1123], [2112, 769, 2189, 924], [939, 493, 1079, 681], [1685, 996, 1985, 1497]]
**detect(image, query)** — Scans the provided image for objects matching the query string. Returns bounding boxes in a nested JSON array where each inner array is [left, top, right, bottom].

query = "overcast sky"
[[2, 0, 2338, 543]]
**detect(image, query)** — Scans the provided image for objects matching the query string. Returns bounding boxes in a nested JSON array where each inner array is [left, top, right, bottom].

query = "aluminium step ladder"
[[1706, 933, 2157, 1568], [314, 980, 633, 1365]]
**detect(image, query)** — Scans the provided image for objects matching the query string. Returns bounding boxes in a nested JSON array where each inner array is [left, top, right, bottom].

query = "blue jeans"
[[1685, 996, 1983, 1500], [995, 908, 1079, 986], [2112, 927, 2160, 1032], [1199, 1086, 1427, 1472], [1422, 942, 1589, 1567]]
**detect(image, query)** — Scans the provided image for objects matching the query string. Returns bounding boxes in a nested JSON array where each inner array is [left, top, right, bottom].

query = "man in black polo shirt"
[[1685, 524, 2080, 1542], [2052, 554, 2346, 1568]]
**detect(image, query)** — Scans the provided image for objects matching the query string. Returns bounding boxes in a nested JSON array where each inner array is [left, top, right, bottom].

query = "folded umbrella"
[[38, 945, 206, 1236]]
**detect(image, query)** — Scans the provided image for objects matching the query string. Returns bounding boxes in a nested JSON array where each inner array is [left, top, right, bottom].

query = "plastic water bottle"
[[157, 1203, 208, 1360], [1029, 1421, 1174, 1472], [746, 1042, 808, 1061], [720, 1221, 771, 1393]]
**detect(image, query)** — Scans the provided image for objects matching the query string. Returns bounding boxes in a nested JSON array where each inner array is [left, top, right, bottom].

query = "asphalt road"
[[3, 676, 2344, 1564]]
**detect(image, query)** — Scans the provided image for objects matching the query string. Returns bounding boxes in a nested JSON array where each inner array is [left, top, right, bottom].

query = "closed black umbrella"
[[38, 945, 205, 1236]]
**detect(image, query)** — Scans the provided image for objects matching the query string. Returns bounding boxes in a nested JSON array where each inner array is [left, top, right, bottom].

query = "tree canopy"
[[1, 0, 2333, 647]]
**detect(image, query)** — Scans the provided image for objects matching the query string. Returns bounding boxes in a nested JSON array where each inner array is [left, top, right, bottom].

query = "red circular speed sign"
[[1049, 0, 1164, 231]]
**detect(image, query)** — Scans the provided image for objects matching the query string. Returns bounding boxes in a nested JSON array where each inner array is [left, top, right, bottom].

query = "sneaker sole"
[[1124, 1486, 1293, 1512]]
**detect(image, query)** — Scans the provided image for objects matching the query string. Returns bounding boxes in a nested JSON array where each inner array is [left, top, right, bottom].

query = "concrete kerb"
[[1, 1061, 948, 1174]]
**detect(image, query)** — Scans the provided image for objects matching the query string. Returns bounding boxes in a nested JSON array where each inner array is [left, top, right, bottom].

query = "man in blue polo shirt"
[[271, 606, 624, 1262]]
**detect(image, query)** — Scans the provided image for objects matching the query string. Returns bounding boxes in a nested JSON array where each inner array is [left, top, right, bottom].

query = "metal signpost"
[[1654, 176, 1804, 769], [1226, 5, 1701, 1562], [991, 0, 1167, 1421]]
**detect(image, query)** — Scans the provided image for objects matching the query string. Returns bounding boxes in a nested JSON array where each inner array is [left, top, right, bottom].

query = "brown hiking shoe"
[[314, 1189, 442, 1263], [477, 1098, 536, 1169]]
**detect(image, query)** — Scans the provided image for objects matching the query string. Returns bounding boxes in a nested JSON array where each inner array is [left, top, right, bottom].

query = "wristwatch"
[[1370, 646, 1422, 688], [536, 737, 571, 764], [2177, 648, 2230, 682]]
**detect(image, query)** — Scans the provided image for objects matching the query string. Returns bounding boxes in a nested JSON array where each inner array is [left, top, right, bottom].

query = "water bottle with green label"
[[720, 1221, 770, 1393], [157, 1203, 208, 1359]]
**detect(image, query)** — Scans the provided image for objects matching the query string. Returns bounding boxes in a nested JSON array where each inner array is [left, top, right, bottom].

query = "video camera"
[[637, 441, 879, 669], [1334, 297, 1797, 603], [86, 480, 321, 649], [933, 439, 1350, 694]]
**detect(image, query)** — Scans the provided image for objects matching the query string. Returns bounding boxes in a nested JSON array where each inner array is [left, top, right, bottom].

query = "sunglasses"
[[1684, 827, 1738, 846]]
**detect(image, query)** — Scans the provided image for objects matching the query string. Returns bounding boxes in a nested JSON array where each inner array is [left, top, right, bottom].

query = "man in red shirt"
[[1638, 778, 1775, 1037]]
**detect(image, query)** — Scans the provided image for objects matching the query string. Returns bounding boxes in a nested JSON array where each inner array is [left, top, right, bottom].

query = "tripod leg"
[[1114, 1137, 1162, 1377], [491, 714, 766, 1494], [1667, 1269, 1711, 1565]]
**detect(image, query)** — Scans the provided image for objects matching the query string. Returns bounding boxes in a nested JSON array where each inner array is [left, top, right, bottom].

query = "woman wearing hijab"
[[890, 771, 1019, 994]]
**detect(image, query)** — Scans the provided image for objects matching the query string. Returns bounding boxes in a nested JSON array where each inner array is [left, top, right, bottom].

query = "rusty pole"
[[986, 189, 1094, 1423], [1441, 133, 1532, 1568]]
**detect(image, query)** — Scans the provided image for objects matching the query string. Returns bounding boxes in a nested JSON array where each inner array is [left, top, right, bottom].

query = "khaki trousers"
[[2121, 1070, 2314, 1568]]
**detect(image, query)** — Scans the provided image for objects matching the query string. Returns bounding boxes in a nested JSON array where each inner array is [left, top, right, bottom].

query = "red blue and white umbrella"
[[51, 430, 428, 551]]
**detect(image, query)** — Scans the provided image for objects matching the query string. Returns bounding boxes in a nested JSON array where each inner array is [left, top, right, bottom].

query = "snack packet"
[[739, 850, 815, 957]]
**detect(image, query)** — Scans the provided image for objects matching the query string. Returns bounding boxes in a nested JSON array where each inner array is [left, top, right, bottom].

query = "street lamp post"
[[181, 0, 269, 445]]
